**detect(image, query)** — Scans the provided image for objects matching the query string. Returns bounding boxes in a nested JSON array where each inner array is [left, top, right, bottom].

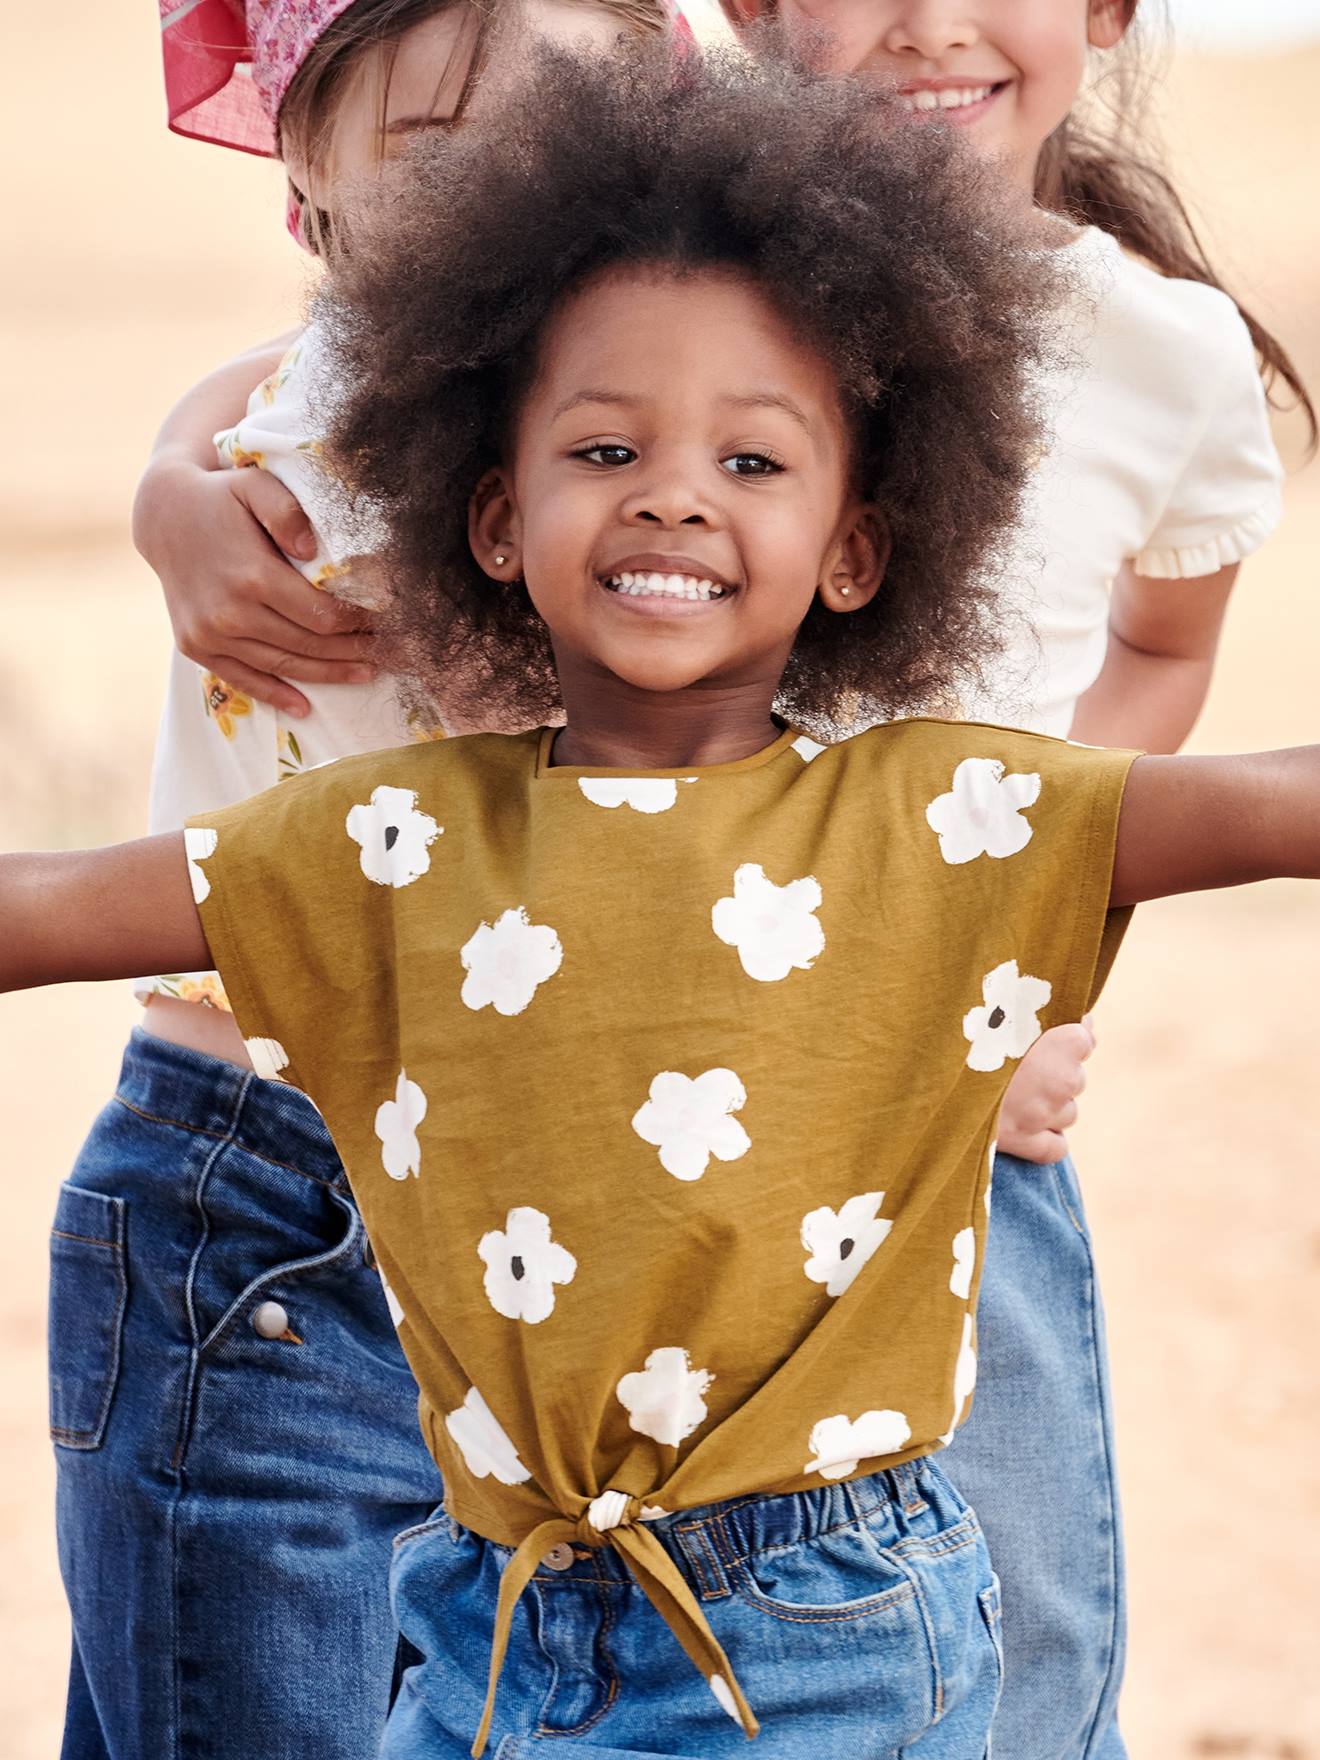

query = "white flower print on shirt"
[[804, 1409, 912, 1480], [379, 1270, 404, 1328], [631, 1069, 750, 1181], [949, 1227, 976, 1300], [578, 777, 694, 814], [712, 863, 824, 982], [445, 1386, 531, 1486], [939, 1314, 978, 1446], [375, 1070, 427, 1181], [616, 1347, 713, 1447], [478, 1207, 577, 1323], [925, 757, 1041, 866], [800, 1192, 893, 1297], [460, 907, 563, 1017], [345, 785, 441, 888], [184, 826, 218, 903], [963, 960, 1052, 1072]]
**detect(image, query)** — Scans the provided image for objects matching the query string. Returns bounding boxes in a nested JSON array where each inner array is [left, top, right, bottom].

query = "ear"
[[817, 505, 890, 614], [469, 467, 522, 581], [1088, 0, 1135, 52]]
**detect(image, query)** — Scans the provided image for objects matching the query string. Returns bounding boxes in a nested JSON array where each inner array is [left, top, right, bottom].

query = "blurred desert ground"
[[2, 5, 1320, 1755]]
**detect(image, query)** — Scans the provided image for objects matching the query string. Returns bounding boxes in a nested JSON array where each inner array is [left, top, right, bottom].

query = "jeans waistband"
[[116, 1028, 346, 1188]]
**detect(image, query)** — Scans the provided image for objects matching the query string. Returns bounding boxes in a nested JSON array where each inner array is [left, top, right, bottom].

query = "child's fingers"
[[212, 600, 377, 668], [192, 652, 314, 718], [220, 629, 378, 686], [234, 467, 318, 562], [263, 570, 378, 639]]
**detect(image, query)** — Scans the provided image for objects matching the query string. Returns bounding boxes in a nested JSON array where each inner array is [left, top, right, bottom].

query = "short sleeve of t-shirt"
[[1133, 287, 1283, 581]]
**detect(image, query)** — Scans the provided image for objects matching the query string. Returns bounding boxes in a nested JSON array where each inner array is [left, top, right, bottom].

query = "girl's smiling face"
[[472, 267, 885, 723], [773, 0, 1133, 191]]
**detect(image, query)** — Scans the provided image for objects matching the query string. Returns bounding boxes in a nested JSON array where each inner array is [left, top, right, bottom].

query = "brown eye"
[[576, 444, 636, 467], [721, 451, 784, 477]]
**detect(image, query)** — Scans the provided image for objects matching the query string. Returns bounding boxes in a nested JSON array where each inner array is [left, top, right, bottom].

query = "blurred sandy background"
[[2, 5, 1319, 1755]]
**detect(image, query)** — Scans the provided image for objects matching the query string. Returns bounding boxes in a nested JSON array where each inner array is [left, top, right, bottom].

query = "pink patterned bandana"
[[160, 0, 713, 160], [161, 0, 361, 157]]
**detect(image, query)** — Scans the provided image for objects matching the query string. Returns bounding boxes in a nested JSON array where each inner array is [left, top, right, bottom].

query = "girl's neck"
[[551, 675, 784, 772]]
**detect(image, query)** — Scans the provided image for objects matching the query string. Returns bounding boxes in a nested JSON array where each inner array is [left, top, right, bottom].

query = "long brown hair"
[[279, 0, 668, 252], [1037, 1, 1313, 446]]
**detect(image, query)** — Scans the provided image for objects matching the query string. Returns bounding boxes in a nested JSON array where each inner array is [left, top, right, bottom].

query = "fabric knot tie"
[[470, 1492, 759, 1756]]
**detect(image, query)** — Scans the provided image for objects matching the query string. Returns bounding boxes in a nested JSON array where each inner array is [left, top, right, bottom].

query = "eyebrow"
[[723, 392, 814, 435], [384, 114, 457, 134], [550, 389, 815, 433]]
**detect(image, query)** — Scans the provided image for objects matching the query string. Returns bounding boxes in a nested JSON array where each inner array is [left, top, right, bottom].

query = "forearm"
[[1112, 747, 1320, 907], [141, 332, 301, 475], [1068, 639, 1214, 755], [0, 838, 209, 993]]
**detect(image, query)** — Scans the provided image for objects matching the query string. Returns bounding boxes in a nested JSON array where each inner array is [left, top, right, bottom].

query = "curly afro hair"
[[321, 38, 1062, 737]]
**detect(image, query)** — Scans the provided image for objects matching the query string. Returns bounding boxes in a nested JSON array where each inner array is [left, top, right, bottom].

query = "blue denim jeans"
[[385, 1461, 1002, 1759], [48, 1029, 444, 1760], [942, 1154, 1127, 1759]]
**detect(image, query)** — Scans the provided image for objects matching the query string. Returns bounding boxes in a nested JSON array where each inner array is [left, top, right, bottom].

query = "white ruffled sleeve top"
[[970, 226, 1284, 736]]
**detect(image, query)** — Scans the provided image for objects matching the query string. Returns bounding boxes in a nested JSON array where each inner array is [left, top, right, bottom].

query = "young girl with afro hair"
[[12, 42, 1320, 1760]]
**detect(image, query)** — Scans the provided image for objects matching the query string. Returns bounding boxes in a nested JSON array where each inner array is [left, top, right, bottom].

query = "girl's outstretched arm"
[[1112, 749, 1320, 907], [0, 837, 208, 994]]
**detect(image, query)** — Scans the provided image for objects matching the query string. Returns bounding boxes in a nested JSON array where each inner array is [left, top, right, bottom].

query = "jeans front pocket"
[[729, 1519, 918, 1623], [48, 1184, 128, 1449]]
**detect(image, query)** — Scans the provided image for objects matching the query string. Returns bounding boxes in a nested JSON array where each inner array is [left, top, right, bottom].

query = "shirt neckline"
[[534, 722, 806, 781]]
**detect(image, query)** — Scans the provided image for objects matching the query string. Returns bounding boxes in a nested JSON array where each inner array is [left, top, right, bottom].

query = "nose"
[[882, 3, 979, 58], [620, 457, 715, 529]]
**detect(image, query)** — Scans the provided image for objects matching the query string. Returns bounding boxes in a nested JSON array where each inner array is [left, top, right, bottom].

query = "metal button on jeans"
[[541, 1542, 575, 1571], [252, 1300, 289, 1339]]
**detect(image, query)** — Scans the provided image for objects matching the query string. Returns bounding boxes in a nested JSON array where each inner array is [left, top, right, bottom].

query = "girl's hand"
[[132, 457, 378, 718], [995, 1019, 1096, 1165]]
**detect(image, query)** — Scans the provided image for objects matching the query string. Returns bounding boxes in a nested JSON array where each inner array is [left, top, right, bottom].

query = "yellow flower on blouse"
[[175, 973, 232, 1011], [202, 673, 253, 740], [216, 429, 265, 470]]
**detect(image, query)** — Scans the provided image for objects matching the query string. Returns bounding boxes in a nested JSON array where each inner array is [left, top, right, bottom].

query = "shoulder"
[[1075, 229, 1257, 394], [851, 717, 1135, 792]]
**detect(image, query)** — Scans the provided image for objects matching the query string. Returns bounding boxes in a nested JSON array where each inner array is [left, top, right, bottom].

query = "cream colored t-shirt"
[[188, 716, 1136, 1741], [968, 227, 1284, 734]]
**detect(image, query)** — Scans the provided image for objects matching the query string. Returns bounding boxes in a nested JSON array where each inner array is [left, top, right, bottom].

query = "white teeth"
[[900, 84, 993, 113], [603, 570, 727, 602]]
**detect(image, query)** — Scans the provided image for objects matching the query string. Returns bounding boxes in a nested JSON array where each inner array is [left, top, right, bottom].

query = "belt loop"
[[890, 1461, 929, 1517], [673, 1514, 732, 1602]]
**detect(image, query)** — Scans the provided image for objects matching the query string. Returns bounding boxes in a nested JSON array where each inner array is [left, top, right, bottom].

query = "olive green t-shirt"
[[188, 717, 1134, 1726]]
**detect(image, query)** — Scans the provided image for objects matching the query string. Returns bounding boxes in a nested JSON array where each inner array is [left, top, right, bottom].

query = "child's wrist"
[[131, 453, 212, 561]]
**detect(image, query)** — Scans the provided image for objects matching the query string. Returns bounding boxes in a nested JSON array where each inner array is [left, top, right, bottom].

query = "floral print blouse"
[[140, 325, 436, 1008], [187, 716, 1136, 1747]]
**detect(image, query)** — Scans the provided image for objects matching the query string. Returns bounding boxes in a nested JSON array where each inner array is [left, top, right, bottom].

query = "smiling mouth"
[[897, 82, 1005, 115], [601, 570, 732, 603]]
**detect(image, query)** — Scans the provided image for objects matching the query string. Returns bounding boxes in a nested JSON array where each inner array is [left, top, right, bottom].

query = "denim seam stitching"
[[113, 1094, 341, 1189], [728, 1570, 917, 1625], [677, 1521, 728, 1600], [533, 1576, 622, 1737], [49, 1196, 128, 1449], [878, 1538, 944, 1724], [50, 1229, 122, 1250]]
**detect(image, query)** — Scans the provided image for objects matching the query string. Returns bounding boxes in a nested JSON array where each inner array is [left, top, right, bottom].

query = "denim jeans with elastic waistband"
[[384, 1459, 1002, 1759], [943, 1153, 1128, 1759], [48, 1029, 444, 1760]]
